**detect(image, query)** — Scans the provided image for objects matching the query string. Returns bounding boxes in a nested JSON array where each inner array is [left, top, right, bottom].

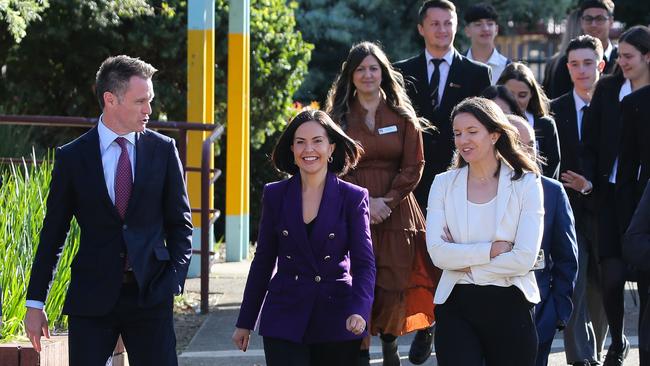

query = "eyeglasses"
[[580, 15, 610, 24]]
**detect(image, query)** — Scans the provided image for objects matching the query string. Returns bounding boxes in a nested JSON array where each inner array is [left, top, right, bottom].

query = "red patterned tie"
[[114, 137, 132, 219]]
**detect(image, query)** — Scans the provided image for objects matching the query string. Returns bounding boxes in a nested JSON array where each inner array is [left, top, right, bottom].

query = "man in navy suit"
[[393, 1, 491, 362], [509, 114, 579, 366], [543, 0, 618, 99], [551, 35, 608, 366], [24, 55, 192, 366]]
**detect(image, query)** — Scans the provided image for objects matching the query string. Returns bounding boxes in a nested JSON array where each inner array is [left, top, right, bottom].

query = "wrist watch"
[[580, 181, 593, 195]]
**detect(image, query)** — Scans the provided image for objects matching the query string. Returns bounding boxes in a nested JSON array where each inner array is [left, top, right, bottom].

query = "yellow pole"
[[225, 0, 250, 261], [187, 0, 214, 275]]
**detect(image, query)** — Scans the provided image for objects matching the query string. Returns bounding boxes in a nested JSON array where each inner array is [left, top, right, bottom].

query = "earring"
[[328, 155, 333, 163]]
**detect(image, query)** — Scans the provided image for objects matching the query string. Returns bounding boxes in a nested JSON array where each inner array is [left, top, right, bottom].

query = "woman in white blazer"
[[426, 97, 544, 366]]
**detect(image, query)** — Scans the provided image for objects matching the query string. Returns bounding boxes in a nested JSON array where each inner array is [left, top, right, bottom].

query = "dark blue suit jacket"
[[236, 172, 375, 343], [534, 177, 579, 343], [27, 126, 193, 316]]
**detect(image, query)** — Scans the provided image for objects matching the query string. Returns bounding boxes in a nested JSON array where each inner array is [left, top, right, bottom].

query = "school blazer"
[[426, 162, 544, 304], [236, 172, 376, 344]]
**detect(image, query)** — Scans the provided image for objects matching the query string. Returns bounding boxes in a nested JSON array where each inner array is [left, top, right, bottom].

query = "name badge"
[[378, 125, 398, 135]]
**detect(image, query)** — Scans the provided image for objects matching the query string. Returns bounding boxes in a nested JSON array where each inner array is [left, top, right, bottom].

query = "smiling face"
[[465, 18, 498, 48], [104, 76, 154, 134], [503, 79, 532, 113], [567, 47, 603, 93], [580, 7, 612, 47], [352, 55, 382, 96], [453, 112, 500, 165], [617, 41, 650, 83], [291, 121, 335, 177], [418, 7, 457, 54]]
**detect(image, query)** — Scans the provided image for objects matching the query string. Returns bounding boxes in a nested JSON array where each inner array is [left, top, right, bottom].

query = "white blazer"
[[426, 162, 544, 304]]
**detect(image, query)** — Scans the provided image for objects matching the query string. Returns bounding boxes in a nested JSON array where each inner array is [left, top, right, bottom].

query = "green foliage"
[[0, 154, 80, 340], [0, 0, 49, 43], [0, 0, 312, 241]]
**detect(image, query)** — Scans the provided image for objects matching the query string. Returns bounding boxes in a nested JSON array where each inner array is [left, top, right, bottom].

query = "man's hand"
[[560, 170, 591, 194], [25, 307, 50, 352]]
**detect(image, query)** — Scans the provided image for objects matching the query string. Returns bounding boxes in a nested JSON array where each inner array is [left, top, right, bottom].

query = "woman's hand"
[[232, 327, 251, 351], [346, 314, 366, 335], [369, 197, 393, 225], [490, 240, 514, 258], [441, 226, 454, 243]]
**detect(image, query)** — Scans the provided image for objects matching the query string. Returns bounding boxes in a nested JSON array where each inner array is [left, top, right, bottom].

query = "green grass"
[[0, 152, 79, 341]]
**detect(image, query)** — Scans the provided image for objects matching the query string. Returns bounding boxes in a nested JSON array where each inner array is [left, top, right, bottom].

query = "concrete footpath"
[[179, 261, 642, 366]]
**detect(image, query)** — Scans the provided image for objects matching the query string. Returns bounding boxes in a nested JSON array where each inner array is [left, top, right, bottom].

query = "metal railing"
[[0, 114, 223, 314]]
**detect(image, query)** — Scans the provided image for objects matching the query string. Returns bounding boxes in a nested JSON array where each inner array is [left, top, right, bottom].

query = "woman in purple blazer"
[[232, 110, 376, 365]]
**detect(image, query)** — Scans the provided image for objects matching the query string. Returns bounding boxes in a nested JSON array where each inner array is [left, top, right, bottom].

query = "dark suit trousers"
[[263, 336, 362, 366], [68, 282, 176, 366], [434, 285, 537, 366]]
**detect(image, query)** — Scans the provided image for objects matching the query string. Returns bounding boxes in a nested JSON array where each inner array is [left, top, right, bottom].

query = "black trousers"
[[434, 284, 538, 366], [263, 336, 362, 366], [68, 282, 177, 366]]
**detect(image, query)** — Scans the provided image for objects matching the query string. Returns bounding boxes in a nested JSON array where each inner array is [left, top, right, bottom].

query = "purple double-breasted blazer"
[[236, 172, 375, 343]]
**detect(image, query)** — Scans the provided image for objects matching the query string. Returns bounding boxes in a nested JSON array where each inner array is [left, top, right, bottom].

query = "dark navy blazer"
[[27, 126, 193, 316], [534, 177, 579, 343], [236, 172, 375, 343]]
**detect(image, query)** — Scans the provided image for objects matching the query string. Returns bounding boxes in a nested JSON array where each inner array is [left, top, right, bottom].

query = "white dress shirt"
[[26, 117, 136, 310], [466, 48, 509, 85], [425, 48, 454, 105]]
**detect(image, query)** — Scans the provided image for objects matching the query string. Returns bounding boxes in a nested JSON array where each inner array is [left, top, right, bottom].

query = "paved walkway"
[[179, 261, 643, 366]]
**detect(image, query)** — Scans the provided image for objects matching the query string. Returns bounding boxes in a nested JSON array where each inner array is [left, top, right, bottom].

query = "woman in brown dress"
[[325, 41, 441, 366]]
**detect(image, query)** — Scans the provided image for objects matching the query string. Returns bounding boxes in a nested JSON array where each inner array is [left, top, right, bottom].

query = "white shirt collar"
[[98, 115, 136, 154], [425, 47, 454, 66], [572, 89, 589, 110], [619, 79, 632, 102], [603, 41, 614, 61], [467, 48, 508, 67]]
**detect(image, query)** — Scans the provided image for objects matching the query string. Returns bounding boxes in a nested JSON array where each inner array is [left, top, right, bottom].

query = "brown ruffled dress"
[[341, 99, 441, 336]]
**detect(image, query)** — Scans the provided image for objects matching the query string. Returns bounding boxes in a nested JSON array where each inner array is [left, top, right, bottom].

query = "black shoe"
[[381, 338, 401, 366], [603, 337, 630, 366], [408, 326, 434, 365]]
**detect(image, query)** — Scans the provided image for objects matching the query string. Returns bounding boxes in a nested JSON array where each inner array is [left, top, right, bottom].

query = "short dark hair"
[[418, 0, 457, 24], [566, 35, 604, 60], [464, 3, 498, 24], [95, 55, 157, 110], [271, 110, 362, 176], [578, 0, 614, 16]]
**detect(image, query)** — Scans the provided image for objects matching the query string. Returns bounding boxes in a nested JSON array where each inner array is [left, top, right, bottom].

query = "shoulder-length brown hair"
[[497, 62, 551, 118], [451, 97, 540, 180], [325, 41, 428, 130], [271, 110, 363, 176]]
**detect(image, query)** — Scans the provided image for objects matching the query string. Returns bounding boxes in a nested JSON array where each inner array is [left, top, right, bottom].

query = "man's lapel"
[[80, 127, 122, 220], [440, 50, 463, 110], [127, 129, 160, 217]]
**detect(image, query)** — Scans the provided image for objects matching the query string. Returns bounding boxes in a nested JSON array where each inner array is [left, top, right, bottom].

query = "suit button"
[[314, 275, 321, 283], [324, 255, 331, 260], [122, 224, 128, 230], [328, 233, 335, 239], [286, 255, 292, 259], [282, 230, 289, 236], [294, 275, 299, 281]]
